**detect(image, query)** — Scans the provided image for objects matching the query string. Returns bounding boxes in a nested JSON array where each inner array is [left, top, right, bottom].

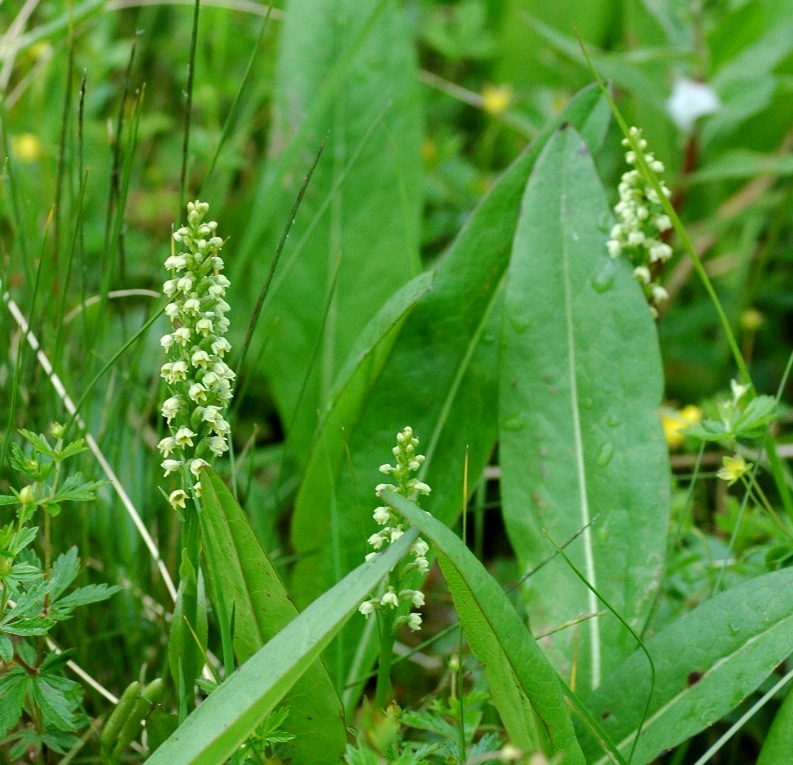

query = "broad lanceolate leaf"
[[232, 0, 422, 465], [385, 491, 585, 764], [581, 567, 793, 764], [499, 125, 669, 694], [290, 84, 611, 699], [199, 466, 346, 765], [146, 528, 419, 765]]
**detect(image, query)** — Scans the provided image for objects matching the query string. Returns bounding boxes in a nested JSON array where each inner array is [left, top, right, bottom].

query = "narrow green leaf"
[[385, 490, 585, 764], [291, 84, 612, 696], [200, 466, 346, 765], [757, 679, 793, 765], [499, 124, 669, 693], [146, 528, 419, 765], [581, 568, 793, 765]]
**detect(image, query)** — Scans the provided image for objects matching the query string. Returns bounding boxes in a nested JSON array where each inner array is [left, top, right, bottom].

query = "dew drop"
[[592, 261, 617, 293], [597, 442, 614, 467], [509, 315, 531, 333], [607, 415, 621, 428], [503, 414, 526, 432]]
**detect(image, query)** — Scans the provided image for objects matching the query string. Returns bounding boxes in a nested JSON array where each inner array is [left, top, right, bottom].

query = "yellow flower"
[[660, 405, 702, 449], [481, 84, 512, 116], [717, 454, 751, 486]]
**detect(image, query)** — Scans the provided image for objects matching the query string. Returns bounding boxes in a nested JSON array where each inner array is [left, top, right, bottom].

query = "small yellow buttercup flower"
[[717, 454, 751, 486], [660, 405, 703, 450]]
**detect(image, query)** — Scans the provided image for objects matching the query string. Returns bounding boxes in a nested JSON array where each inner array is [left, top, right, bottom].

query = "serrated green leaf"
[[0, 633, 13, 661], [18, 429, 56, 458], [47, 547, 80, 602], [0, 668, 27, 736], [385, 490, 586, 764], [498, 125, 669, 693], [51, 474, 105, 504], [30, 673, 80, 731], [200, 466, 346, 765], [581, 568, 793, 765], [146, 528, 419, 765], [52, 582, 122, 615], [53, 439, 88, 461]]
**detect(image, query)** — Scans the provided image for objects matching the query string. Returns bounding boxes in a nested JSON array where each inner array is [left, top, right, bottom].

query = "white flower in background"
[[607, 127, 674, 317], [357, 426, 431, 632], [667, 77, 720, 133], [158, 201, 234, 510]]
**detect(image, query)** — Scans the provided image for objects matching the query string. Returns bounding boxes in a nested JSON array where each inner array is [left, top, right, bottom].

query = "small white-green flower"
[[158, 200, 234, 510], [607, 127, 673, 317], [359, 426, 432, 632]]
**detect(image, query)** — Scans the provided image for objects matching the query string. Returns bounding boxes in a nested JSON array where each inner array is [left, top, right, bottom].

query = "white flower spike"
[[158, 201, 234, 510]]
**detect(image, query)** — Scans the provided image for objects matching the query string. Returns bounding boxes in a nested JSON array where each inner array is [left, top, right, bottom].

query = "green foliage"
[[0, 427, 120, 759], [3, 0, 793, 761]]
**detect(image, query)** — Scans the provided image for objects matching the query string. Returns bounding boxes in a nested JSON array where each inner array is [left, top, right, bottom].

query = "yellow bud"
[[481, 84, 512, 116], [740, 307, 763, 332], [11, 133, 42, 164], [19, 485, 36, 505]]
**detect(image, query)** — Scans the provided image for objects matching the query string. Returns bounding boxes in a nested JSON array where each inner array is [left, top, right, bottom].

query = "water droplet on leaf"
[[597, 442, 614, 467], [503, 414, 526, 431], [592, 261, 617, 293]]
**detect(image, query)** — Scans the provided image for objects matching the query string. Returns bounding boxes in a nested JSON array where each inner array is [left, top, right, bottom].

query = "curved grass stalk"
[[0, 283, 177, 602], [690, 667, 793, 765], [546, 531, 655, 764]]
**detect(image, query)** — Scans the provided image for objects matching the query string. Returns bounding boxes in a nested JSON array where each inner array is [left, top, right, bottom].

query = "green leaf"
[[51, 474, 105, 504], [234, 0, 422, 463], [498, 124, 669, 693], [290, 83, 612, 696], [0, 667, 27, 736], [757, 680, 793, 765], [580, 567, 793, 765], [51, 582, 122, 615], [385, 490, 585, 764], [18, 429, 56, 459], [47, 547, 80, 602], [200, 466, 346, 765], [146, 527, 419, 765], [30, 673, 80, 732]]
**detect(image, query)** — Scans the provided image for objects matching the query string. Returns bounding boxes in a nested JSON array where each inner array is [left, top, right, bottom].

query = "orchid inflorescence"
[[359, 426, 431, 632], [607, 126, 673, 317], [157, 200, 234, 510]]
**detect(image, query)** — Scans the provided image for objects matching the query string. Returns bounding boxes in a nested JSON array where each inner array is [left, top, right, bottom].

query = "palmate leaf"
[[290, 83, 611, 699], [499, 124, 669, 693]]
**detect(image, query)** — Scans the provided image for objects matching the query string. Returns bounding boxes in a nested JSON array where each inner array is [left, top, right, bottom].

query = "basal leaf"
[[290, 84, 611, 698], [232, 0, 422, 464], [200, 466, 346, 765], [581, 568, 793, 764], [145, 528, 419, 765], [499, 125, 669, 693]]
